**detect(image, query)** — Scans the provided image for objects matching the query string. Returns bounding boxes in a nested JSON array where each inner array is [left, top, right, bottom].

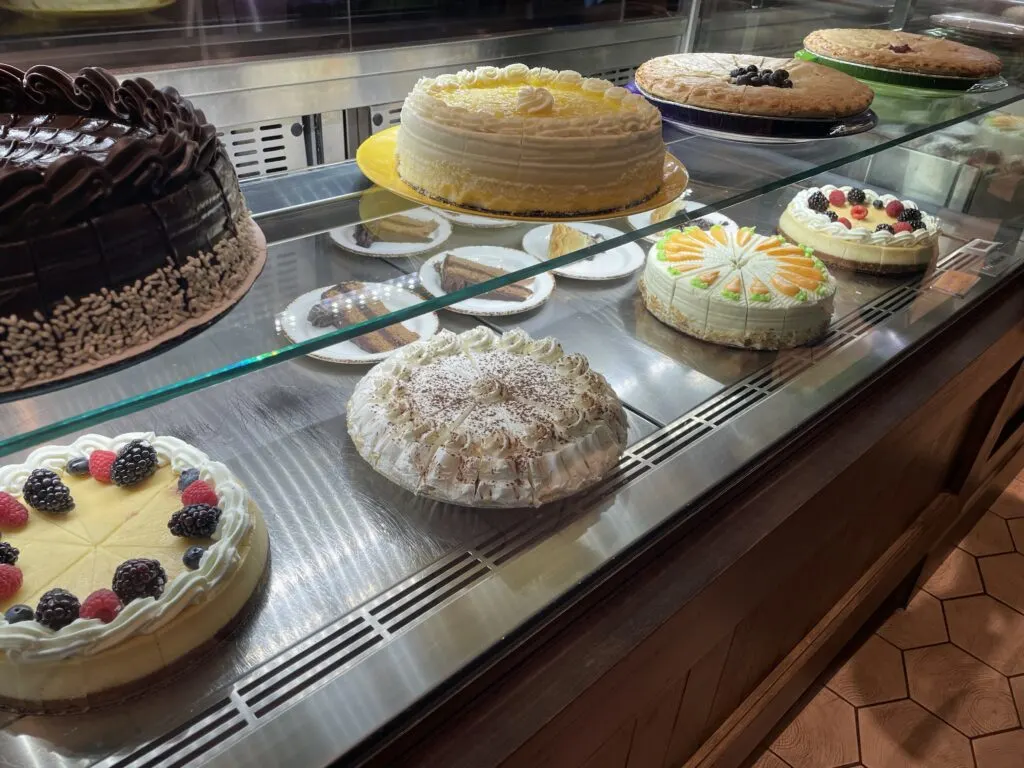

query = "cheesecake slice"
[[354, 214, 439, 248], [547, 223, 598, 259], [307, 281, 420, 353], [435, 253, 533, 302]]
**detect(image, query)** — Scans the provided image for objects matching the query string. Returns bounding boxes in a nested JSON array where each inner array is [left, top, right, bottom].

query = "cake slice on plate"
[[354, 214, 439, 248], [307, 281, 420, 353], [435, 253, 533, 302], [547, 223, 602, 262]]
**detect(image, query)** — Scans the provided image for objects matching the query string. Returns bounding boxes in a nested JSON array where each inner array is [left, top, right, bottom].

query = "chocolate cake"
[[0, 65, 265, 393], [307, 282, 420, 354], [435, 253, 533, 302]]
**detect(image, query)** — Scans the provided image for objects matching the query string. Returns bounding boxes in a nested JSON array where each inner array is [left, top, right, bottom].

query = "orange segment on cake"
[[639, 225, 836, 350], [778, 185, 940, 274]]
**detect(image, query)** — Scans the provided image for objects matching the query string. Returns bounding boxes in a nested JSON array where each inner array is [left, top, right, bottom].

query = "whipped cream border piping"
[[0, 432, 251, 662], [786, 185, 939, 246]]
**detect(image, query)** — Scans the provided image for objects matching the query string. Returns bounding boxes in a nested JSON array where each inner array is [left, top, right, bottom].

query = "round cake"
[[634, 53, 874, 119], [0, 65, 265, 394], [0, 433, 268, 711], [778, 185, 940, 274], [802, 29, 1002, 80], [347, 328, 627, 507], [976, 113, 1024, 164], [395, 63, 665, 216], [639, 225, 836, 350]]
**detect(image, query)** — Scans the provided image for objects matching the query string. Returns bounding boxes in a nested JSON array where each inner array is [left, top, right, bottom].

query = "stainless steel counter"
[[0, 168, 1020, 766]]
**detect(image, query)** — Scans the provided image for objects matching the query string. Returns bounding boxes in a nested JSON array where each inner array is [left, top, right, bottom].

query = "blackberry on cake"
[[807, 191, 829, 212], [22, 469, 73, 513], [0, 542, 18, 565], [111, 439, 159, 487], [112, 558, 167, 603], [847, 188, 866, 205], [168, 504, 222, 538], [36, 588, 80, 630], [875, 224, 895, 234]]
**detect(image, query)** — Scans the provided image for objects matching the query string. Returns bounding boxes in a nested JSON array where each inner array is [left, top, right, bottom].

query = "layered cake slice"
[[547, 223, 598, 259], [435, 253, 534, 302], [353, 214, 439, 248], [307, 282, 420, 354]]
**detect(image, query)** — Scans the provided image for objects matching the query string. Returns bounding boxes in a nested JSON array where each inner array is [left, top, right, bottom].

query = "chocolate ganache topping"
[[0, 65, 219, 240]]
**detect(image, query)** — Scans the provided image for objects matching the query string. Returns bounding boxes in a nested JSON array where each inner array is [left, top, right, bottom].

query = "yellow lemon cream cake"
[[396, 63, 665, 215], [778, 185, 939, 274], [639, 226, 836, 350], [0, 433, 268, 711]]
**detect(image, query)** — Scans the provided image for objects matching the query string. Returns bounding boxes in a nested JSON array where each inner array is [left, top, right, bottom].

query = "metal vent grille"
[[370, 101, 403, 134], [586, 66, 636, 86], [219, 120, 308, 180], [105, 237, 1004, 767]]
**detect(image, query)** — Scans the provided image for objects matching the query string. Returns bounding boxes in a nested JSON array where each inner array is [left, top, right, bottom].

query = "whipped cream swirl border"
[[0, 432, 251, 662], [787, 185, 939, 247]]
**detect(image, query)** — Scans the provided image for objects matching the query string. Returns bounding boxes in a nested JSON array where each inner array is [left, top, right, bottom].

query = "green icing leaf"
[[690, 276, 710, 289], [656, 252, 668, 261], [721, 289, 741, 301], [817, 283, 831, 295], [667, 267, 681, 276], [795, 289, 808, 302], [750, 293, 772, 303]]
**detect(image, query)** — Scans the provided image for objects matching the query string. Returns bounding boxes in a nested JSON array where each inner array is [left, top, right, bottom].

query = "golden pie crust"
[[803, 29, 1002, 79], [635, 53, 873, 120]]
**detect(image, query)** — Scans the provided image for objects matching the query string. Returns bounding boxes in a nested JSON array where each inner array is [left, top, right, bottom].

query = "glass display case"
[[0, 8, 1023, 768]]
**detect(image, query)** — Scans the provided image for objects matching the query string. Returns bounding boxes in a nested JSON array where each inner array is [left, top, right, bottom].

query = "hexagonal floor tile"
[[858, 699, 972, 768], [828, 634, 907, 707], [973, 729, 1024, 768], [751, 752, 791, 768], [946, 595, 1024, 676], [1010, 675, 1024, 724], [979, 553, 1024, 616], [905, 643, 1018, 737], [878, 590, 948, 649], [920, 548, 984, 600], [771, 687, 859, 768], [961, 512, 1015, 557], [1008, 518, 1024, 554], [991, 480, 1024, 520]]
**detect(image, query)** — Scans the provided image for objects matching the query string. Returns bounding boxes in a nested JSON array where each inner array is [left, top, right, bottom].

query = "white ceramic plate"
[[329, 208, 452, 257], [279, 282, 439, 364], [419, 246, 555, 316], [521, 223, 645, 281], [430, 207, 521, 229], [627, 199, 739, 242]]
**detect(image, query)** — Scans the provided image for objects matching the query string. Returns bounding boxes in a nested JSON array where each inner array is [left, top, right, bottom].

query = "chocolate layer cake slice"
[[307, 281, 419, 353], [435, 253, 533, 302]]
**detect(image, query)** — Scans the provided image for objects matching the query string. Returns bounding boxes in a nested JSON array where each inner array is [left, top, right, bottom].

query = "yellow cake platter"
[[355, 126, 689, 224], [0, 0, 175, 17]]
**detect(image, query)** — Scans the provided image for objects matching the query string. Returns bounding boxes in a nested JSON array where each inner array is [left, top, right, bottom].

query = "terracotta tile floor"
[[752, 476, 1024, 768]]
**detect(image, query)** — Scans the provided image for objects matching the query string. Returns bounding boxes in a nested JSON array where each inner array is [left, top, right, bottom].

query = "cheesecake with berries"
[[0, 433, 268, 711], [778, 185, 939, 274], [639, 225, 836, 350]]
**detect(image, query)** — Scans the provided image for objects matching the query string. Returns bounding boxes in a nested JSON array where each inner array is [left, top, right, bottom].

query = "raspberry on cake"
[[396, 64, 665, 215], [347, 328, 627, 507], [778, 185, 940, 274], [0, 433, 269, 712], [639, 225, 836, 350], [0, 66, 266, 394]]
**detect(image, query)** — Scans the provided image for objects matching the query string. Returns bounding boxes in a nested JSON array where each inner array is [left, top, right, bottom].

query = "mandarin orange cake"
[[0, 433, 268, 711], [778, 185, 939, 274], [639, 225, 836, 350], [395, 63, 665, 215]]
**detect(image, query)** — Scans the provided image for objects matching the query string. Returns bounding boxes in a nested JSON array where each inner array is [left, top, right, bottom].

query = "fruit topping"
[[884, 200, 904, 219], [911, 220, 927, 231], [850, 205, 868, 220], [182, 546, 206, 570], [80, 589, 123, 623], [730, 64, 792, 88], [22, 469, 73, 514], [875, 224, 895, 234], [112, 559, 166, 603], [177, 467, 201, 492], [0, 493, 28, 529], [837, 217, 852, 229], [807, 191, 829, 212], [827, 189, 846, 206], [0, 564, 22, 600], [872, 199, 884, 210], [36, 588, 80, 630], [168, 504, 222, 538], [889, 43, 912, 53], [0, 541, 18, 565], [897, 208, 922, 222], [181, 480, 218, 507], [847, 188, 866, 205], [89, 450, 116, 483], [825, 211, 839, 222], [66, 457, 90, 477], [112, 440, 158, 487], [4, 604, 33, 624], [893, 222, 913, 234]]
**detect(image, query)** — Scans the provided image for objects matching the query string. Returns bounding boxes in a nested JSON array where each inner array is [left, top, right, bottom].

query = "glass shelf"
[[0, 84, 1022, 458]]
